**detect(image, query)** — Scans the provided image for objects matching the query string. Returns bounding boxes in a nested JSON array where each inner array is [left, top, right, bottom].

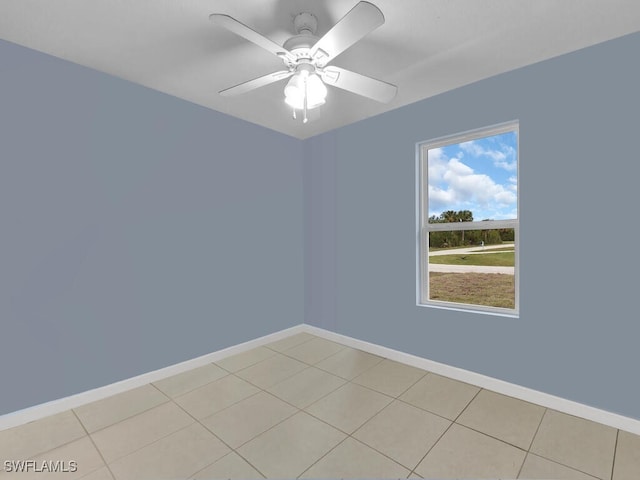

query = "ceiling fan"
[[210, 1, 397, 123]]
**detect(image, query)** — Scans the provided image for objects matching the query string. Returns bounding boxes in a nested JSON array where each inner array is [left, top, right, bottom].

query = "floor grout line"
[[346, 415, 434, 474], [82, 382, 247, 478], [208, 389, 301, 451], [274, 338, 347, 365], [408, 414, 456, 475], [522, 452, 603, 480], [148, 383, 270, 480], [526, 406, 547, 452], [517, 451, 531, 480], [150, 362, 228, 398], [514, 406, 547, 479], [74, 385, 172, 435], [520, 407, 618, 480], [262, 332, 317, 354], [450, 421, 529, 453], [0, 411, 102, 472], [213, 344, 278, 373], [244, 372, 417, 475], [311, 350, 386, 381], [407, 386, 484, 475], [610, 428, 619, 480], [163, 346, 364, 476], [70, 409, 117, 480]]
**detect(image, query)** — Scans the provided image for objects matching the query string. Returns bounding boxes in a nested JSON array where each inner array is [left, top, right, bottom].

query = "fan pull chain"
[[303, 75, 308, 124]]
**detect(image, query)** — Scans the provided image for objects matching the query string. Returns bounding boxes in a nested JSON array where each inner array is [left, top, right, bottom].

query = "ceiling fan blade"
[[210, 14, 296, 64], [321, 66, 397, 103], [220, 70, 293, 96], [310, 1, 384, 67]]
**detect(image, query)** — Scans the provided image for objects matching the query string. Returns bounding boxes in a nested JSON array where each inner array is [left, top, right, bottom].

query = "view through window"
[[417, 122, 519, 316]]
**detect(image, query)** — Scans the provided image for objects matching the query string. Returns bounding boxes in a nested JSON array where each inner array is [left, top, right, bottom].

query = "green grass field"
[[429, 251, 514, 267]]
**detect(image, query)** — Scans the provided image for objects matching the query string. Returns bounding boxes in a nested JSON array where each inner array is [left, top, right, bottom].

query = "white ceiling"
[[1, 1, 639, 139]]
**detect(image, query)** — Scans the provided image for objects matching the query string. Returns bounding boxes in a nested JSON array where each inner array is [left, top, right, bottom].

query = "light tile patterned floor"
[[1, 332, 638, 479]]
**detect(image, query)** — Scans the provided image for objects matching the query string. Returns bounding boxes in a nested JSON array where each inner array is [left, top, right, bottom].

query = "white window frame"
[[416, 121, 519, 317]]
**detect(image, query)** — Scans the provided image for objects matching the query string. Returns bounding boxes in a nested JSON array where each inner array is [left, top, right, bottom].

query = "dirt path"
[[428, 243, 515, 274], [429, 264, 514, 274]]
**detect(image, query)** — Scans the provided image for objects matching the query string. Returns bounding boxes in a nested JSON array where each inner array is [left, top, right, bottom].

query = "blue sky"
[[428, 131, 518, 221]]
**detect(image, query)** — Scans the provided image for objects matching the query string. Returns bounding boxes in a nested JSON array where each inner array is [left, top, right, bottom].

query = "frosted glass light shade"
[[284, 72, 327, 110]]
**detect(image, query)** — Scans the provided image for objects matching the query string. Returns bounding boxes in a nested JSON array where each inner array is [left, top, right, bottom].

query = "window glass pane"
[[426, 230, 515, 309], [428, 131, 518, 223]]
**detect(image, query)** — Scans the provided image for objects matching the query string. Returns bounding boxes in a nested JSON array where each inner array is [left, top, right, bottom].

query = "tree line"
[[428, 210, 514, 248]]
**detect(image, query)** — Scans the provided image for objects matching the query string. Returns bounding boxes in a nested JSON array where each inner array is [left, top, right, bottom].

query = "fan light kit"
[[210, 1, 397, 123]]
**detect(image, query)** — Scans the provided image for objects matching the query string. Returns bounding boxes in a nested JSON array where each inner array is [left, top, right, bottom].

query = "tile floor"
[[1, 332, 638, 479]]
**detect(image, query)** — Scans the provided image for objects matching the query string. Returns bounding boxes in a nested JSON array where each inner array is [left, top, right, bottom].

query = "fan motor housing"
[[282, 12, 319, 56], [283, 34, 318, 53], [283, 12, 319, 56], [293, 12, 317, 35]]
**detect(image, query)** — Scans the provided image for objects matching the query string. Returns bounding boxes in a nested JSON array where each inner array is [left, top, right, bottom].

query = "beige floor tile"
[[613, 430, 640, 480], [190, 452, 264, 479], [108, 423, 229, 480], [415, 423, 526, 479], [0, 410, 86, 460], [152, 363, 227, 398], [174, 375, 259, 420], [74, 385, 168, 433], [264, 332, 316, 352], [408, 473, 423, 479], [519, 453, 600, 479], [400, 372, 480, 420], [79, 467, 115, 480], [282, 337, 345, 365], [234, 353, 307, 389], [24, 436, 105, 480], [201, 391, 296, 448], [237, 412, 346, 478], [315, 347, 385, 380], [300, 437, 410, 478], [267, 367, 346, 408], [457, 389, 546, 449], [305, 382, 393, 433], [91, 402, 193, 462], [353, 359, 427, 397], [530, 410, 617, 480], [353, 400, 451, 470], [215, 346, 276, 373]]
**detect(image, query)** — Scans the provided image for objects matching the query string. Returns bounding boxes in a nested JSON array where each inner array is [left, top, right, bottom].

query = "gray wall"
[[304, 32, 640, 420], [0, 40, 303, 415]]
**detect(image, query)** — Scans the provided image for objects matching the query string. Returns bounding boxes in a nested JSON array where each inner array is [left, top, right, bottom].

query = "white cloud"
[[448, 158, 474, 176], [428, 184, 456, 206], [428, 149, 517, 218], [427, 148, 447, 183], [460, 140, 517, 171]]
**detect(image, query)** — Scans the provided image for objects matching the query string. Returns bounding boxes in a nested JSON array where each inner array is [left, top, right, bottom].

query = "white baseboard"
[[0, 324, 306, 432], [301, 324, 640, 436], [2, 322, 639, 437]]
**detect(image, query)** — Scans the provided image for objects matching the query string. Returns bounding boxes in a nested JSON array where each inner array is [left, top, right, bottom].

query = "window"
[[417, 121, 519, 316]]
